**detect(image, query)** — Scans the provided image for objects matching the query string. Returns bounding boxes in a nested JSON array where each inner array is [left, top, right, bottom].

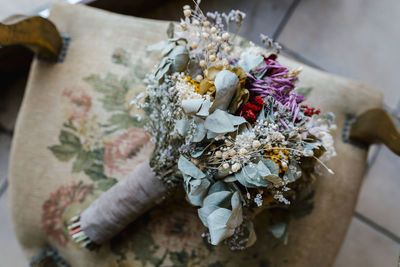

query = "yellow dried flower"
[[264, 145, 289, 173]]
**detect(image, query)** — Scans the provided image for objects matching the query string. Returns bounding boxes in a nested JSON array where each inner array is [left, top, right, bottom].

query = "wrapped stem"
[[69, 160, 167, 246]]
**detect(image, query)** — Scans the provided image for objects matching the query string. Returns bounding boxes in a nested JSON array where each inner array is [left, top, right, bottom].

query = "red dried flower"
[[253, 96, 264, 107], [301, 105, 321, 117], [243, 109, 257, 124]]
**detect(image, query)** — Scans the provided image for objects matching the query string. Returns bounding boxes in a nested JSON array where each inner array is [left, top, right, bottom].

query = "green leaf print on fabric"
[[49, 130, 82, 161], [72, 150, 96, 173], [49, 48, 154, 193]]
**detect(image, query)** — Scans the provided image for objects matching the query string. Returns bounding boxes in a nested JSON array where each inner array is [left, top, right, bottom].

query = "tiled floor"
[[0, 0, 400, 266]]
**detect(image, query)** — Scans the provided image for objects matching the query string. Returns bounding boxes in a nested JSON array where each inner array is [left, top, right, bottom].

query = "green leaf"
[[84, 73, 127, 112], [175, 119, 190, 136], [284, 162, 302, 183], [201, 192, 243, 245], [192, 119, 207, 143], [72, 151, 95, 173], [182, 99, 204, 114], [198, 205, 219, 227], [184, 176, 211, 206], [269, 223, 286, 239], [245, 221, 257, 248], [239, 54, 264, 72], [227, 114, 247, 126], [223, 176, 237, 182], [211, 70, 239, 111], [166, 22, 174, 38], [208, 181, 231, 194], [197, 98, 211, 117], [204, 109, 235, 134], [203, 191, 232, 208], [207, 208, 235, 245], [178, 156, 206, 179], [235, 169, 257, 188], [169, 45, 189, 72], [84, 164, 108, 181], [97, 178, 118, 191], [59, 130, 81, 147], [48, 144, 79, 161]]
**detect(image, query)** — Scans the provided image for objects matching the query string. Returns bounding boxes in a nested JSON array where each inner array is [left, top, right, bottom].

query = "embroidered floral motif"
[[42, 182, 94, 247], [104, 128, 153, 177], [62, 87, 92, 121]]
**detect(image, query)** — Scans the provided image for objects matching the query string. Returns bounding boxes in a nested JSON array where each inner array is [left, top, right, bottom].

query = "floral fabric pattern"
[[42, 182, 94, 247]]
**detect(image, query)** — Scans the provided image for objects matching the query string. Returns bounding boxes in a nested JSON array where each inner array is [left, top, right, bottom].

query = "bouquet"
[[69, 2, 336, 251]]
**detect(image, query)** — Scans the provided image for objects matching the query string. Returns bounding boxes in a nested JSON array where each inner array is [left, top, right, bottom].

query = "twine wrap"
[[79, 160, 167, 245]]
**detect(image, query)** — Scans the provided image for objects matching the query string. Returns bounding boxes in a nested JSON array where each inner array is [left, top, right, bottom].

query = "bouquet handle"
[[68, 160, 167, 247]]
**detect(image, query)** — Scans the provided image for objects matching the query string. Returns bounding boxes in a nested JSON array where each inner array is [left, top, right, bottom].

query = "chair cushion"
[[9, 3, 382, 267]]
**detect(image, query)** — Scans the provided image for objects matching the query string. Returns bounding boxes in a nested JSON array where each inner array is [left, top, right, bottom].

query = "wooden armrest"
[[0, 15, 63, 61], [349, 108, 400, 156]]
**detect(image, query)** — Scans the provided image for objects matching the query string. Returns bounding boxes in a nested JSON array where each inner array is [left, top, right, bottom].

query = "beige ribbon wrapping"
[[80, 160, 166, 244]]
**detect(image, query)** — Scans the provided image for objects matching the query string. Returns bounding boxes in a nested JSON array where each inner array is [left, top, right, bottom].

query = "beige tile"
[[356, 146, 400, 237], [0, 192, 28, 267], [141, 0, 295, 43], [334, 217, 400, 267], [278, 0, 400, 108]]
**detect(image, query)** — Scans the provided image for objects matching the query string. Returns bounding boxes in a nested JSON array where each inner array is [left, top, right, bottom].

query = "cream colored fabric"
[[9, 3, 382, 267]]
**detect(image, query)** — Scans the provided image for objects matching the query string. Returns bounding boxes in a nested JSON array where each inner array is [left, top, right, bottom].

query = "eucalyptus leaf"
[[204, 109, 235, 133], [208, 180, 231, 194], [166, 22, 174, 38], [203, 191, 232, 208], [244, 165, 270, 187], [228, 114, 247, 126], [259, 159, 282, 185], [169, 45, 189, 72], [257, 106, 266, 121], [192, 118, 207, 142], [182, 99, 204, 114], [196, 98, 211, 117], [211, 70, 239, 112], [269, 223, 286, 239], [256, 160, 272, 177], [223, 176, 237, 182], [265, 175, 283, 186], [155, 59, 172, 82], [191, 147, 206, 158], [235, 169, 257, 188], [226, 192, 243, 229], [215, 169, 230, 179], [246, 221, 257, 248], [198, 205, 219, 227], [178, 156, 206, 179], [260, 158, 280, 176], [161, 42, 175, 56], [207, 130, 219, 139], [239, 54, 264, 72], [284, 161, 302, 183], [186, 178, 211, 206], [175, 119, 190, 136], [207, 208, 235, 245]]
